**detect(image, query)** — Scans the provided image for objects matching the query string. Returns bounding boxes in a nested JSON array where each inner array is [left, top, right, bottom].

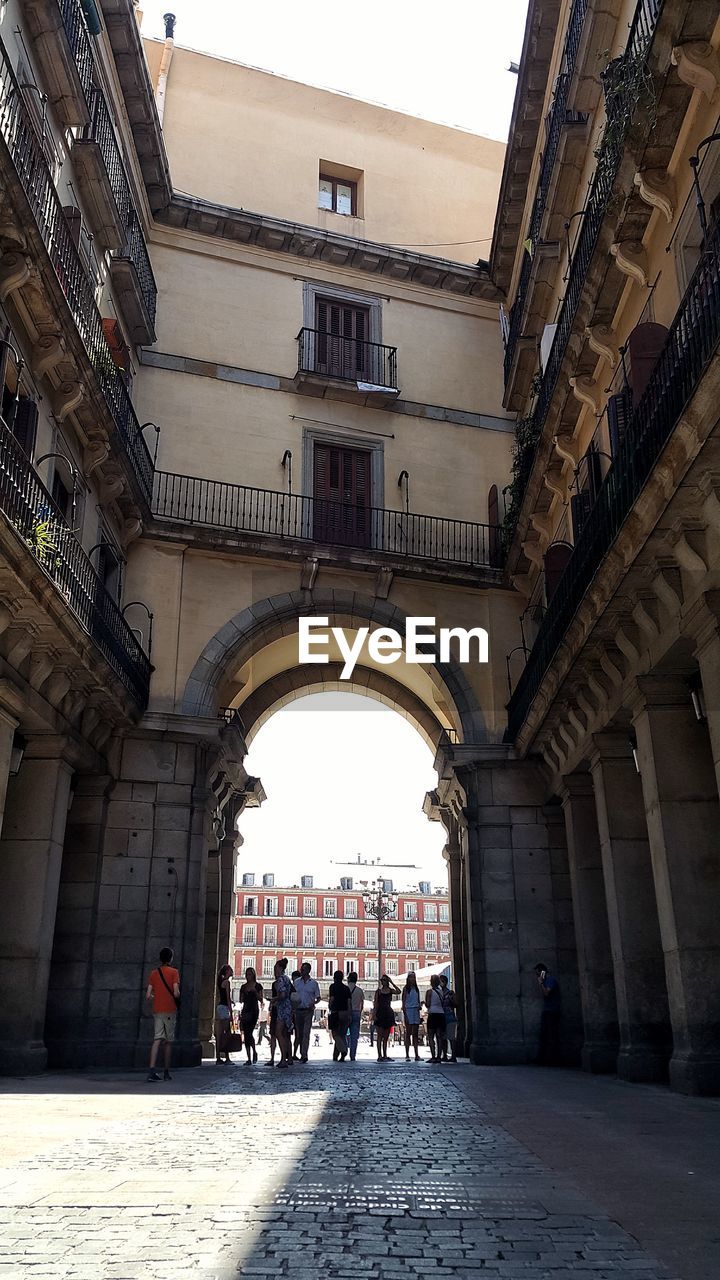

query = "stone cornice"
[[157, 194, 503, 301]]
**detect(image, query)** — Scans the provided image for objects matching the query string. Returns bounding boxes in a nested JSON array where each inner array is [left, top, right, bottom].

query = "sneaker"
[[163, 1070, 172, 1081], [146, 1071, 161, 1082]]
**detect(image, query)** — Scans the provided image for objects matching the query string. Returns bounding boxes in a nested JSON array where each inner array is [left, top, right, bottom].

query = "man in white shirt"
[[347, 971, 365, 1061], [293, 962, 321, 1062]]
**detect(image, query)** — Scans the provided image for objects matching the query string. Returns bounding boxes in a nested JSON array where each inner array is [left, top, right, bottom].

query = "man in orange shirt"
[[145, 946, 181, 1082]]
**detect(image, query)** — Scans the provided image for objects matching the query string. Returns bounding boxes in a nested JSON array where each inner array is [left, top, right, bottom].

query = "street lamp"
[[361, 877, 398, 984]]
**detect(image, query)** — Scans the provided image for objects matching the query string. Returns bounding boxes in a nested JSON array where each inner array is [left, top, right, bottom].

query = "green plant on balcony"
[[594, 46, 656, 162], [501, 415, 542, 550], [21, 512, 61, 569]]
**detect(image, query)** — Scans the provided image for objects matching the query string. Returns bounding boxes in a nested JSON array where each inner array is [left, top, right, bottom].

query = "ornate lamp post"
[[361, 877, 398, 983]]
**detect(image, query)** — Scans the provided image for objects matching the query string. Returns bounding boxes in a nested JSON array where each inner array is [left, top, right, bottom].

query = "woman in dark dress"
[[373, 974, 400, 1061], [327, 969, 352, 1061], [238, 967, 263, 1065]]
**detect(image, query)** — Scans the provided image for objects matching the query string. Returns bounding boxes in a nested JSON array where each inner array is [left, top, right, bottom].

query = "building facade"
[[233, 875, 450, 993]]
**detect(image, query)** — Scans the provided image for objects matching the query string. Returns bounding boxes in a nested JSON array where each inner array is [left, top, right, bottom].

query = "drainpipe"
[[155, 13, 176, 127]]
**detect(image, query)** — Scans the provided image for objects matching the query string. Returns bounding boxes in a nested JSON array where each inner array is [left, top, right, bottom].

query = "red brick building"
[[233, 873, 450, 993]]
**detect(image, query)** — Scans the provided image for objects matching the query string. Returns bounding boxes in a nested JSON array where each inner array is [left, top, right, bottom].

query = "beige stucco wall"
[[143, 40, 504, 265]]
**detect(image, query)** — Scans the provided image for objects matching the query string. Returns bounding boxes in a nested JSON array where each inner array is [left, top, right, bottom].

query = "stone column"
[[199, 824, 239, 1057], [560, 774, 619, 1073], [0, 700, 19, 835], [590, 734, 671, 1082], [0, 737, 74, 1073], [632, 676, 720, 1095], [444, 834, 467, 1054], [692, 592, 720, 796]]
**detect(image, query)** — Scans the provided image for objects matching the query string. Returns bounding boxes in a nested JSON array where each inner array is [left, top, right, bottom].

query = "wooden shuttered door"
[[313, 443, 371, 547], [487, 484, 501, 568], [316, 299, 369, 380]]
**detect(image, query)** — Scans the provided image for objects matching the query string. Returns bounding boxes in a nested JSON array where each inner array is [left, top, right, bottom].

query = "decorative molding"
[[585, 323, 619, 367], [609, 240, 649, 287], [569, 374, 601, 415], [52, 381, 85, 422], [530, 510, 554, 542], [0, 252, 31, 301], [32, 333, 66, 377], [671, 42, 720, 101], [543, 465, 567, 500], [84, 437, 110, 475], [633, 169, 676, 223], [553, 433, 582, 466], [521, 538, 545, 569]]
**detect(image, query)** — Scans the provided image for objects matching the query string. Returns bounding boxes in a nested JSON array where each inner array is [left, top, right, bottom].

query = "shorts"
[[153, 1013, 177, 1042], [427, 1012, 446, 1034]]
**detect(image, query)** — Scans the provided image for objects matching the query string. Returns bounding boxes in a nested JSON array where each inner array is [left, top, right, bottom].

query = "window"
[[313, 441, 371, 546], [439, 904, 449, 922], [345, 958, 357, 976], [405, 929, 418, 951], [301, 875, 314, 888], [385, 928, 398, 950], [262, 956, 274, 977], [425, 930, 437, 951], [283, 925, 297, 946], [365, 959, 378, 980], [323, 898, 337, 918], [285, 896, 297, 916], [344, 927, 357, 948], [424, 903, 438, 922], [386, 958, 398, 976], [241, 955, 256, 973], [244, 896, 257, 916], [404, 902, 417, 921], [96, 536, 122, 603], [302, 956, 316, 973], [263, 924, 277, 946], [324, 926, 336, 946], [303, 897, 316, 916], [242, 873, 255, 887], [242, 924, 256, 945], [264, 897, 278, 916], [440, 931, 450, 952], [406, 958, 417, 972], [324, 958, 336, 978], [365, 927, 377, 948], [319, 173, 357, 216], [344, 898, 358, 918], [303, 926, 316, 947], [7, 395, 38, 458], [51, 466, 73, 523]]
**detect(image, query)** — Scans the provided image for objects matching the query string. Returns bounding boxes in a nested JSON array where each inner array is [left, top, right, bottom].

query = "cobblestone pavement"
[[0, 1052, 706, 1280]]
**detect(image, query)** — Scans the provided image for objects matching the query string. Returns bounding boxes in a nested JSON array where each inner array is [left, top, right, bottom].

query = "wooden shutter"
[[607, 390, 632, 458], [313, 444, 371, 547], [315, 300, 369, 379], [544, 541, 573, 602], [488, 484, 501, 567], [12, 397, 39, 457], [628, 322, 668, 407], [63, 205, 82, 250]]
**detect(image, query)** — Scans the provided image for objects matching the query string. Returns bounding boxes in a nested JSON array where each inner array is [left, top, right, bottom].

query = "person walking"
[[373, 975, 400, 1061], [294, 962, 321, 1062], [271, 958, 294, 1068], [327, 969, 352, 1061], [424, 974, 446, 1064], [534, 962, 562, 1065], [145, 946, 180, 1082], [214, 964, 235, 1065], [290, 970, 302, 1060], [256, 998, 268, 1046], [347, 971, 365, 1061], [401, 971, 422, 1061], [238, 967, 263, 1065], [439, 975, 458, 1062]]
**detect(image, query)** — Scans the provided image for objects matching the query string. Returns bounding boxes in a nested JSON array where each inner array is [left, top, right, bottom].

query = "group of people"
[[215, 961, 459, 1067]]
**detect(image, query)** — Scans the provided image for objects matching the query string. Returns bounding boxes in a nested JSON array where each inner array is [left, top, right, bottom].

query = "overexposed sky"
[[139, 0, 529, 139], [239, 694, 447, 891]]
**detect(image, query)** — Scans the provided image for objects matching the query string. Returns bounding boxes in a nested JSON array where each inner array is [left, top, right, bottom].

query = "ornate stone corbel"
[[632, 596, 661, 640], [530, 509, 553, 543], [633, 169, 676, 223], [553, 433, 582, 467], [585, 323, 619, 367], [609, 240, 649, 287], [52, 380, 85, 422], [100, 474, 125, 501], [575, 685, 597, 726], [521, 538, 544, 569], [121, 516, 143, 547], [615, 621, 642, 666], [300, 556, 319, 591], [374, 567, 393, 600], [543, 464, 567, 500], [652, 564, 684, 612], [569, 374, 602, 415], [599, 648, 624, 688], [672, 529, 710, 575], [0, 252, 31, 301], [84, 437, 110, 475], [32, 334, 66, 377], [29, 649, 55, 692], [510, 571, 533, 598], [46, 670, 72, 705], [671, 42, 720, 101]]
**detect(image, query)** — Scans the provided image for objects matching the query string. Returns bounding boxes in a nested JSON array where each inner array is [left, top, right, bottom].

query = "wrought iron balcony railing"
[[297, 328, 398, 390], [58, 0, 95, 100], [115, 217, 158, 329], [0, 37, 154, 507], [153, 471, 501, 570], [506, 213, 720, 740], [503, 0, 589, 385], [504, 0, 663, 542], [0, 418, 151, 707]]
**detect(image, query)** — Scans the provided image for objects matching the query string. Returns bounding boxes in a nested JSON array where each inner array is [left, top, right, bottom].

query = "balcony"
[[506, 214, 720, 741], [152, 472, 501, 575], [73, 89, 130, 249], [294, 328, 400, 406], [108, 218, 158, 343], [0, 38, 154, 509], [24, 0, 93, 127], [0, 418, 151, 707]]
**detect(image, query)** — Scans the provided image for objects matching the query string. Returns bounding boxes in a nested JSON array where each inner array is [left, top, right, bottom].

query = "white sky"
[[136, 4, 528, 886], [139, 0, 530, 139], [239, 694, 448, 891]]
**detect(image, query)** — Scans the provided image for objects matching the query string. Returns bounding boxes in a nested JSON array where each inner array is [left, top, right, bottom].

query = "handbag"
[[156, 966, 180, 1013], [220, 1014, 244, 1054]]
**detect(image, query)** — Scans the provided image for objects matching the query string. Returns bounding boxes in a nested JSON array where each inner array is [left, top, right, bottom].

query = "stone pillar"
[[0, 701, 19, 835], [444, 836, 467, 1054], [560, 774, 619, 1073], [0, 737, 73, 1073], [632, 676, 720, 1095], [199, 826, 238, 1057], [693, 593, 720, 796], [590, 735, 671, 1082]]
